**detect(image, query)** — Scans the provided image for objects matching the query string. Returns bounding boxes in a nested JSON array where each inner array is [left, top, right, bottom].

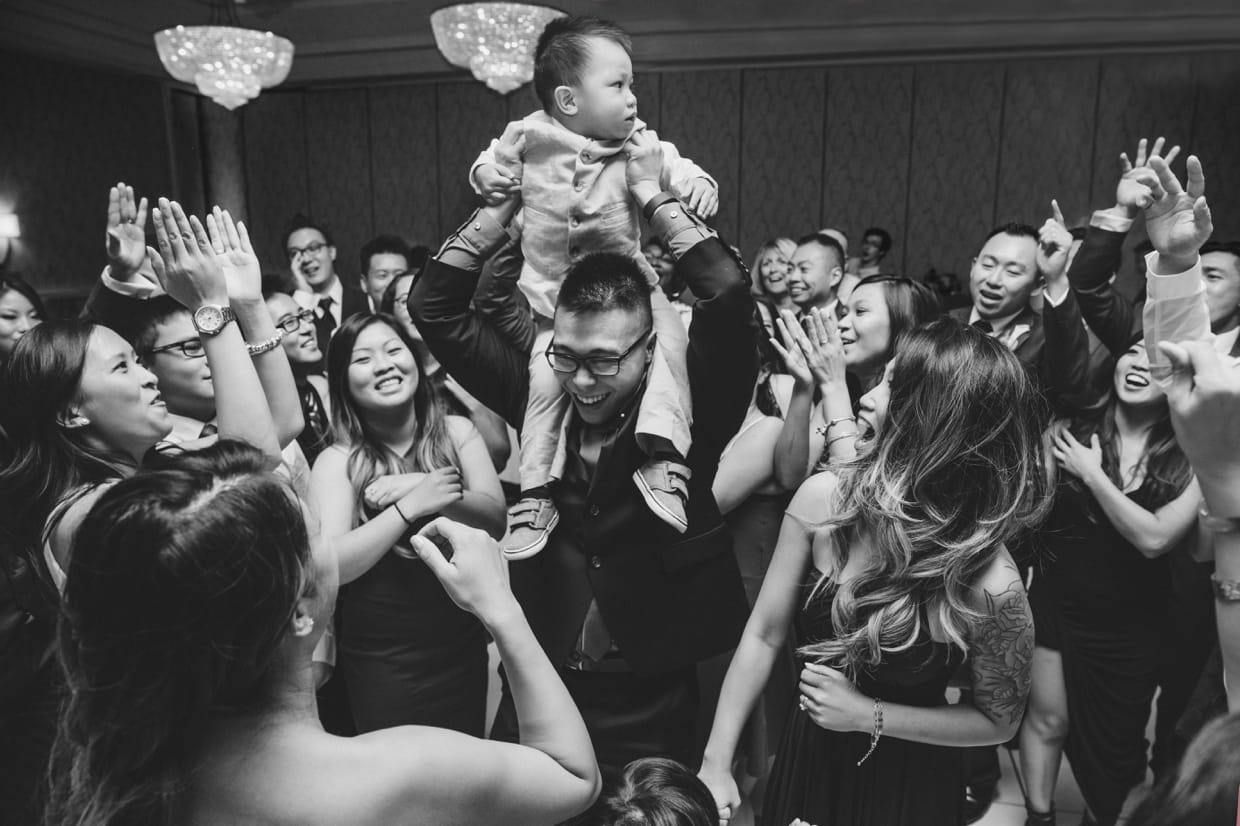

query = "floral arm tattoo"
[[969, 576, 1034, 727]]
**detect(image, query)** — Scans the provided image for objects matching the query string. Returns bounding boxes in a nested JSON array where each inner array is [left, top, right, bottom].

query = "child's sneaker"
[[632, 459, 691, 533], [501, 497, 560, 559]]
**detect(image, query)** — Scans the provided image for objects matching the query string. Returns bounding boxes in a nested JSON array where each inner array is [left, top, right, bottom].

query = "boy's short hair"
[[533, 15, 632, 113], [359, 234, 412, 274], [557, 252, 652, 327], [863, 226, 893, 253], [796, 232, 846, 269], [281, 213, 335, 254], [131, 296, 191, 356]]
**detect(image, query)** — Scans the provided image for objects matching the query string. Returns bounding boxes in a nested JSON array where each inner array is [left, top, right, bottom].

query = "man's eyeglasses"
[[287, 241, 328, 261], [276, 308, 316, 334], [545, 330, 652, 376], [143, 337, 205, 360]]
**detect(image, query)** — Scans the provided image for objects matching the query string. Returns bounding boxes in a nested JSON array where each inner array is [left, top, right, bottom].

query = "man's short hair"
[[981, 222, 1039, 247], [1201, 240, 1240, 262], [863, 226, 893, 254], [359, 234, 412, 274], [131, 296, 191, 355], [281, 213, 335, 253], [533, 16, 632, 113], [795, 232, 845, 268], [557, 252, 652, 326]]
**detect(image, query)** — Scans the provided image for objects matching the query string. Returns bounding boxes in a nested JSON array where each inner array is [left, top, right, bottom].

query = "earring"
[[62, 415, 90, 429]]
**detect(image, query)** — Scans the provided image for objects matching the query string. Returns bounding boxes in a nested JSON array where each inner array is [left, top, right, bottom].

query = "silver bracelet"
[[1211, 574, 1240, 602], [246, 330, 285, 356]]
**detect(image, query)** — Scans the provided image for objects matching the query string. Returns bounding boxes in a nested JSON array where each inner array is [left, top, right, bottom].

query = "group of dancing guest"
[[3, 22, 1240, 821]]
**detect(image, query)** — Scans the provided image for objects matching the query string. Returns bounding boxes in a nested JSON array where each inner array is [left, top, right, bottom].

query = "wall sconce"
[[0, 214, 19, 268]]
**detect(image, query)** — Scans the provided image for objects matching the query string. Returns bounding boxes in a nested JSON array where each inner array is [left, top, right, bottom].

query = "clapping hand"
[[205, 206, 262, 304], [105, 182, 151, 278], [1115, 137, 1180, 214], [772, 308, 844, 390], [1144, 153, 1212, 269], [148, 198, 229, 310]]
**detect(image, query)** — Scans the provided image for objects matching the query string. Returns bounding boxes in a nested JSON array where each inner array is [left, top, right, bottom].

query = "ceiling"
[[3, 0, 1240, 87]]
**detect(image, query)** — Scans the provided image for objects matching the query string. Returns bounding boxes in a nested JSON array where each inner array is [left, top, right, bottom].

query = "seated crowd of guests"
[[1, 19, 1240, 826]]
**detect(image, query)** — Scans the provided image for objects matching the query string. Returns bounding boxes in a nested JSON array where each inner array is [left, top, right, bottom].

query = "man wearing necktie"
[[283, 215, 370, 353]]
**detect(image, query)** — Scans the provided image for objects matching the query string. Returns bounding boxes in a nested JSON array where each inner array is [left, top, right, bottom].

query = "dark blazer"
[[411, 216, 756, 677], [948, 303, 1048, 381]]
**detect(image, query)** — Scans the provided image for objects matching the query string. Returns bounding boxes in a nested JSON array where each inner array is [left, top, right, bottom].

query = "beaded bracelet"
[[816, 416, 856, 437], [246, 330, 285, 356], [1211, 574, 1240, 602], [856, 698, 883, 766]]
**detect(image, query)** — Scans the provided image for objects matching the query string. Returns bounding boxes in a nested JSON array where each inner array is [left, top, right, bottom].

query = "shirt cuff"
[[1145, 252, 1202, 298], [101, 265, 163, 298], [649, 198, 714, 259], [1043, 283, 1070, 307], [1090, 207, 1136, 234], [436, 208, 518, 272]]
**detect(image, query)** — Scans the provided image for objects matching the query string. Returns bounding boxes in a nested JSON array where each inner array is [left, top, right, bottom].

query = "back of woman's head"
[[580, 758, 716, 826], [0, 321, 129, 588], [326, 313, 456, 503], [1129, 713, 1240, 826], [807, 318, 1051, 672], [50, 440, 311, 826]]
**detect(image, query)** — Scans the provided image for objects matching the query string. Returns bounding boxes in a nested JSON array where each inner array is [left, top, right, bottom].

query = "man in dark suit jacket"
[[409, 136, 756, 777], [283, 215, 370, 352]]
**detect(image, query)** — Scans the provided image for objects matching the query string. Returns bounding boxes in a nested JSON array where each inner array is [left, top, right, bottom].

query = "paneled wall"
[[233, 49, 1240, 292], [1, 50, 171, 299]]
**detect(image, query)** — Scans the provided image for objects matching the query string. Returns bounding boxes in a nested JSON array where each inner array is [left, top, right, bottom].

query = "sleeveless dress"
[[338, 506, 489, 735], [1028, 483, 1172, 825], [762, 575, 967, 826]]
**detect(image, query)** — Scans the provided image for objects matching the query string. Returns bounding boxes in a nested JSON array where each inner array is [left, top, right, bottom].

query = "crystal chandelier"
[[431, 3, 566, 95], [154, 0, 294, 110]]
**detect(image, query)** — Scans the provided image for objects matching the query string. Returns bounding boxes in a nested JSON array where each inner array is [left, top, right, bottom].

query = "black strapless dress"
[[762, 577, 967, 826]]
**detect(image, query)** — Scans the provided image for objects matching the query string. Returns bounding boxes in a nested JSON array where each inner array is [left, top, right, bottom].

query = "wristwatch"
[[192, 304, 237, 337]]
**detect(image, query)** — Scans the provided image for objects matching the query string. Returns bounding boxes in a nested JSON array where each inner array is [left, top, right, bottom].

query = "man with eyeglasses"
[[410, 131, 757, 776], [283, 215, 370, 352]]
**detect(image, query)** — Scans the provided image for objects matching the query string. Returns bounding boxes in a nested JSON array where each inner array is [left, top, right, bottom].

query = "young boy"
[[470, 15, 719, 559]]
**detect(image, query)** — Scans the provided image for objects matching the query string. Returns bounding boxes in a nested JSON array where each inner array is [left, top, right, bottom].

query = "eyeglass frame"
[[275, 307, 317, 334], [544, 328, 654, 377], [287, 240, 330, 261], [141, 336, 206, 360]]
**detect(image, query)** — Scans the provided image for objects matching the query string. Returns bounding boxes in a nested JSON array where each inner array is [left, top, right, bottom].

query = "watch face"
[[195, 305, 225, 334]]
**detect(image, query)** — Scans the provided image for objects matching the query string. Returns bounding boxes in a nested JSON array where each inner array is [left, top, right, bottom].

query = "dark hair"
[[846, 275, 942, 365], [378, 272, 414, 317], [795, 232, 845, 269], [131, 296, 191, 355], [982, 221, 1039, 246], [326, 313, 456, 514], [48, 441, 312, 826], [862, 227, 893, 254], [577, 758, 716, 826], [533, 15, 632, 112], [261, 274, 294, 300], [281, 213, 335, 253], [1068, 226, 1088, 243], [0, 272, 49, 322], [1201, 239, 1240, 263], [557, 252, 653, 327], [0, 321, 138, 597], [1129, 713, 1240, 826], [408, 245, 431, 274], [359, 234, 411, 275], [803, 319, 1051, 673]]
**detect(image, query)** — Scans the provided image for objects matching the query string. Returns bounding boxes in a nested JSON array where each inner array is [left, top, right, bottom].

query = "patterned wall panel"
[[305, 89, 374, 282], [660, 70, 742, 245], [369, 84, 441, 248], [905, 62, 1005, 280], [996, 59, 1099, 231], [821, 65, 914, 272], [1191, 53, 1240, 243], [737, 68, 827, 259], [436, 81, 508, 235], [243, 91, 309, 273], [1, 49, 170, 296], [638, 71, 662, 134], [505, 83, 542, 123], [167, 91, 207, 217], [1090, 55, 1197, 293]]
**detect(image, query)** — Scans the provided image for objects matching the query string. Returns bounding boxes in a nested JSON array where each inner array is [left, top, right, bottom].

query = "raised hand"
[[1145, 154, 1212, 268], [105, 182, 150, 277], [1115, 137, 1180, 214], [149, 198, 228, 310], [772, 308, 842, 390], [1159, 340, 1240, 514], [205, 206, 261, 303], [1036, 199, 1074, 285], [476, 123, 525, 206]]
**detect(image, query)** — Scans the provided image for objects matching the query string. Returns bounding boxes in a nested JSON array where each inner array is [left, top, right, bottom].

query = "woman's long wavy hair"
[[801, 319, 1052, 675], [0, 321, 138, 597], [1064, 342, 1191, 512], [326, 313, 457, 512], [47, 441, 313, 826]]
